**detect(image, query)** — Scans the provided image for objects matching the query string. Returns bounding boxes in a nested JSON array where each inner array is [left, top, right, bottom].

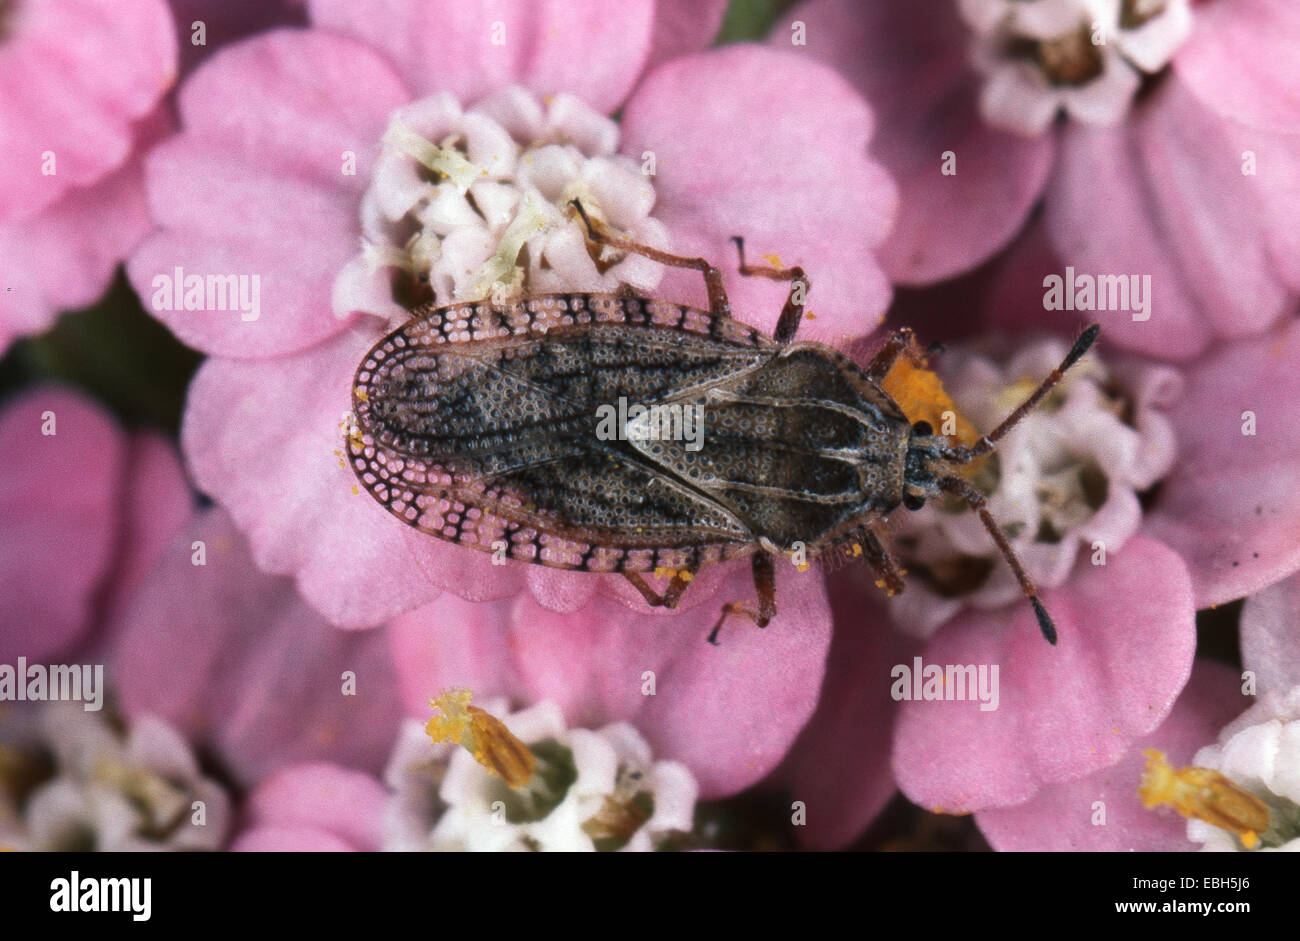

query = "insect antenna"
[[941, 324, 1100, 465], [937, 475, 1057, 644]]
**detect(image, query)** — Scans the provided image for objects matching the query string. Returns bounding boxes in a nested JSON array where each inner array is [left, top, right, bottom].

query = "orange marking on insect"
[[880, 357, 978, 448]]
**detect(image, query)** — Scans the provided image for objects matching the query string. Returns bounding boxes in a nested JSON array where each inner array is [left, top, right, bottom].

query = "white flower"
[[382, 700, 697, 851], [888, 336, 1179, 637], [334, 86, 668, 327], [1187, 685, 1300, 852], [0, 703, 229, 851], [958, 0, 1193, 134]]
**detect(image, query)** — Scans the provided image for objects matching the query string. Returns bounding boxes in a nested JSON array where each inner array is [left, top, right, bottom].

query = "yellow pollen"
[[1138, 750, 1270, 849], [426, 688, 536, 788]]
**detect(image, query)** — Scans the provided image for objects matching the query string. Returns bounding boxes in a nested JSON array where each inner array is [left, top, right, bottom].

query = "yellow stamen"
[[426, 689, 536, 788], [385, 121, 480, 193], [92, 758, 188, 831], [1139, 749, 1270, 849]]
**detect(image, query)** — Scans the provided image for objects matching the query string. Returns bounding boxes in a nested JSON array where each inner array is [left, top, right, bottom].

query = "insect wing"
[[350, 293, 775, 572]]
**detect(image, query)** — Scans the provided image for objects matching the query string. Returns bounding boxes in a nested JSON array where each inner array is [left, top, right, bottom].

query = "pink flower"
[[0, 386, 190, 664], [975, 660, 1246, 851], [233, 697, 701, 851], [977, 566, 1300, 850], [112, 509, 406, 788], [231, 762, 387, 851], [0, 0, 177, 352], [1240, 569, 1300, 703], [780, 0, 1300, 361], [127, 1, 896, 635], [890, 532, 1197, 814], [986, 230, 1300, 610], [386, 559, 832, 799], [764, 572, 912, 850], [775, 286, 1300, 837], [831, 321, 1199, 817]]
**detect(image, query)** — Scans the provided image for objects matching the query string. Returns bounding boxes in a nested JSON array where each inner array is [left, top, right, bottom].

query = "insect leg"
[[568, 199, 732, 318], [864, 327, 928, 382], [860, 522, 907, 596], [707, 552, 777, 645], [730, 236, 809, 345], [936, 475, 1058, 645], [623, 567, 699, 610]]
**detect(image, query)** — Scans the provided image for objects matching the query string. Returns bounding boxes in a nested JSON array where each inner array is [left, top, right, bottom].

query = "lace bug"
[[349, 200, 1099, 644]]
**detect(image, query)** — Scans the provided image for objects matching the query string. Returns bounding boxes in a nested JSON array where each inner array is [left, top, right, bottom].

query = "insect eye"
[[911, 420, 933, 436]]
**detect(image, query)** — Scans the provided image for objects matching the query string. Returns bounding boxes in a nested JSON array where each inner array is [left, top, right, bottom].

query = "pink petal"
[[507, 559, 833, 798], [388, 595, 521, 715], [770, 570, 912, 849], [1145, 320, 1300, 608], [525, 565, 601, 614], [1174, 0, 1300, 133], [0, 114, 162, 353], [93, 432, 194, 646], [114, 509, 406, 786], [621, 44, 897, 346], [1241, 567, 1300, 699], [241, 762, 387, 851], [0, 0, 177, 222], [392, 557, 830, 797], [778, 0, 1052, 284], [976, 660, 1246, 850], [0, 387, 126, 662], [976, 215, 1111, 339], [642, 0, 729, 74], [181, 326, 510, 628], [892, 536, 1196, 812], [308, 0, 655, 114], [1046, 79, 1295, 361], [231, 825, 356, 852], [126, 30, 410, 357]]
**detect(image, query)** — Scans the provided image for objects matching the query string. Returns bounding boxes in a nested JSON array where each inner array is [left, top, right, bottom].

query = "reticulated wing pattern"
[[349, 293, 777, 572]]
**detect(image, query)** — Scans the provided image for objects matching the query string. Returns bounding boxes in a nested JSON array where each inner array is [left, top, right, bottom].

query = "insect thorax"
[[631, 343, 912, 550]]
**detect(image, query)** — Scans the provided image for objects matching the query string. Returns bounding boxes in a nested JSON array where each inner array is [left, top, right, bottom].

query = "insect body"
[[349, 201, 1099, 644]]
